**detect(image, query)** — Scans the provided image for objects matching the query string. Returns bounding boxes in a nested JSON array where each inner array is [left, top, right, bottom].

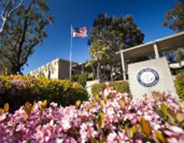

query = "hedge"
[[0, 75, 89, 112], [175, 73, 184, 101], [91, 80, 129, 96]]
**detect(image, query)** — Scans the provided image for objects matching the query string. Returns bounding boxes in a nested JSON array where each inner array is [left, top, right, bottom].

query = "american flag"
[[72, 27, 87, 38]]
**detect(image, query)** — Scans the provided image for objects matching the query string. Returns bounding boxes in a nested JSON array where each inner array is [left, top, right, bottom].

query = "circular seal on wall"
[[137, 68, 159, 87]]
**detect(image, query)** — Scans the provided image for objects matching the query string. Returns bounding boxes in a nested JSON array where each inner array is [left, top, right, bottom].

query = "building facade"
[[28, 58, 81, 79]]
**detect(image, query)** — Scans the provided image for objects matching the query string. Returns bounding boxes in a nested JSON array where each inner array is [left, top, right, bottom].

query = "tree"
[[85, 59, 96, 79], [163, 0, 184, 32], [89, 42, 107, 79], [175, 48, 184, 62], [0, 0, 24, 33], [0, 0, 53, 74], [88, 14, 144, 54], [0, 51, 11, 74], [88, 14, 144, 80], [163, 0, 184, 63]]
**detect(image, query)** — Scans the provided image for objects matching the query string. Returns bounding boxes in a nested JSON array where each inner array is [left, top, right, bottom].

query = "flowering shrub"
[[0, 75, 88, 112], [0, 91, 183, 143]]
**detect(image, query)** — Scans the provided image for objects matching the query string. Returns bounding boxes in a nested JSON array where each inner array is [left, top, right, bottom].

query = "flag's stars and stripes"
[[72, 27, 87, 38]]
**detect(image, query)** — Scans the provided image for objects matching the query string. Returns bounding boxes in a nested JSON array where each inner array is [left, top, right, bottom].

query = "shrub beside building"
[[0, 75, 88, 112]]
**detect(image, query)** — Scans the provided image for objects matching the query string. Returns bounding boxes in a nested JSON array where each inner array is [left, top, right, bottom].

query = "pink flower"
[[50, 102, 58, 107], [15, 123, 25, 132], [167, 137, 178, 143], [170, 126, 184, 134], [107, 132, 117, 143], [0, 90, 183, 142], [0, 113, 7, 122], [135, 139, 143, 143], [61, 119, 71, 132]]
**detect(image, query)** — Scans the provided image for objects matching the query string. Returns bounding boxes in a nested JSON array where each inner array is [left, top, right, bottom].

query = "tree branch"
[[1, 0, 11, 19], [17, 17, 28, 63], [17, 0, 36, 65], [26, 0, 36, 14], [0, 0, 24, 33], [7, 0, 24, 17], [21, 41, 39, 66]]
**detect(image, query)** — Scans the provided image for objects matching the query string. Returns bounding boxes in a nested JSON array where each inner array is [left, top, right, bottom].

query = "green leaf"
[[125, 126, 133, 139], [176, 113, 184, 122], [98, 113, 105, 128], [90, 136, 99, 143], [95, 94, 99, 101], [155, 131, 166, 143], [132, 125, 137, 135], [99, 135, 106, 143], [155, 109, 164, 118], [41, 100, 47, 108], [100, 100, 106, 108], [161, 103, 169, 117], [75, 100, 81, 109], [23, 102, 34, 120], [167, 107, 175, 117], [118, 97, 126, 109], [4, 103, 9, 112], [141, 118, 151, 137]]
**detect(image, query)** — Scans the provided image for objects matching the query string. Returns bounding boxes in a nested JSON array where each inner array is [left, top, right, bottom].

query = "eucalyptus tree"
[[0, 0, 24, 33], [88, 14, 144, 55], [0, 0, 53, 74], [163, 0, 184, 32], [163, 0, 184, 63]]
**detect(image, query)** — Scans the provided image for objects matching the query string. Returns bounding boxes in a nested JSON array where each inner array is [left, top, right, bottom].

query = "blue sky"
[[23, 0, 177, 74]]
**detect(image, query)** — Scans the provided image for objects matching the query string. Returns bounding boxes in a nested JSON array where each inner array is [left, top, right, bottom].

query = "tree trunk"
[[12, 66, 22, 75], [90, 64, 96, 79], [97, 60, 101, 80]]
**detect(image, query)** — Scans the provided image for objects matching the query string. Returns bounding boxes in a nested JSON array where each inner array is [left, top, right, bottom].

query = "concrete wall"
[[29, 58, 59, 79], [58, 59, 82, 79], [58, 59, 70, 79]]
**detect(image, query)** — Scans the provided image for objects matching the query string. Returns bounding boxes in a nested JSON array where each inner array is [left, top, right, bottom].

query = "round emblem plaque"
[[137, 68, 159, 87]]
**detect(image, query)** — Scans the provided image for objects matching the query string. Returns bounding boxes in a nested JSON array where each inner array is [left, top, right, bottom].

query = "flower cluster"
[[0, 91, 183, 143]]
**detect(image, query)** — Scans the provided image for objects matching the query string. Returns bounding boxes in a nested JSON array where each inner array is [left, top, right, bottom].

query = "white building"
[[28, 58, 82, 79]]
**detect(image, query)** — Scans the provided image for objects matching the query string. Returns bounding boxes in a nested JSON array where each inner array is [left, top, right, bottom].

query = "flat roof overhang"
[[117, 31, 184, 60]]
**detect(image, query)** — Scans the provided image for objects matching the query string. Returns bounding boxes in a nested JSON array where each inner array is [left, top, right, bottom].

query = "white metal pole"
[[70, 25, 73, 82]]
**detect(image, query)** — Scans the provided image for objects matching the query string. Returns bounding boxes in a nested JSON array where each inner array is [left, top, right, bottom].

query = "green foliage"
[[89, 43, 108, 60], [163, 0, 184, 63], [91, 81, 129, 96], [0, 75, 88, 112], [175, 73, 184, 101], [155, 103, 184, 125], [163, 0, 184, 32], [77, 73, 89, 87], [88, 14, 144, 79], [175, 48, 184, 63], [0, 0, 54, 74], [88, 14, 144, 55], [72, 73, 89, 87]]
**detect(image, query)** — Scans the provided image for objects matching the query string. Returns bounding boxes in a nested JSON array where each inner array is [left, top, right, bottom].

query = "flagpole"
[[70, 24, 73, 82]]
